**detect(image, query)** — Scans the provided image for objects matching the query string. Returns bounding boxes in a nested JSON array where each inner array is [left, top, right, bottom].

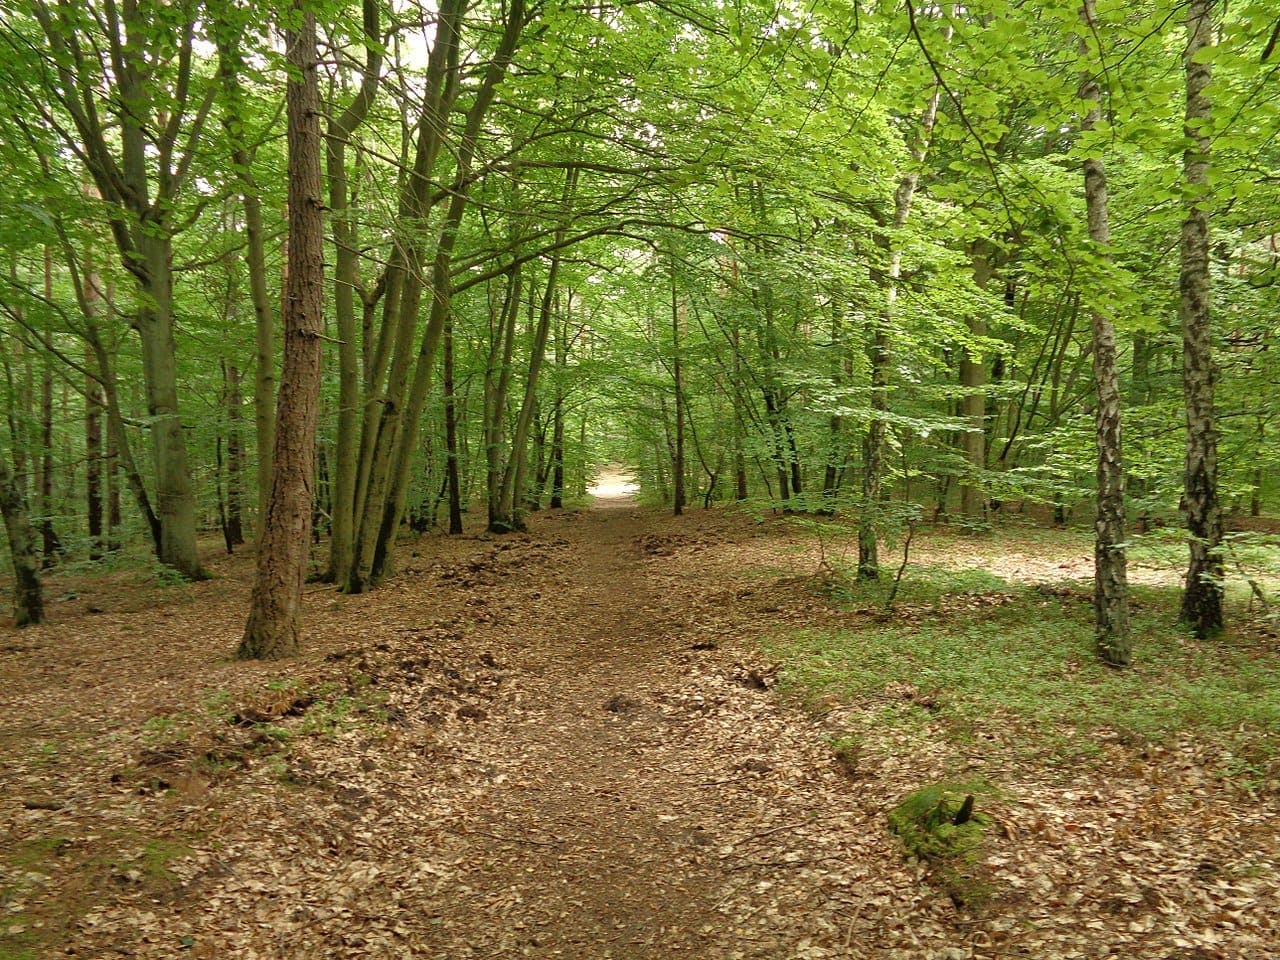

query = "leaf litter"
[[0, 502, 1276, 958]]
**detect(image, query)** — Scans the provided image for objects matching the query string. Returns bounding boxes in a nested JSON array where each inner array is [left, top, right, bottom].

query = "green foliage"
[[771, 567, 1280, 772]]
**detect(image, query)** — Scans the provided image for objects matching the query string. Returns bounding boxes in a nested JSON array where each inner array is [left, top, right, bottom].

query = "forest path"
[[7, 500, 1279, 959], [397, 499, 894, 958], [3, 498, 947, 960]]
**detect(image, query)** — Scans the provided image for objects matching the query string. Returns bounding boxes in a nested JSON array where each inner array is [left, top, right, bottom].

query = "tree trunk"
[[1179, 0, 1223, 638], [240, 4, 325, 660], [859, 62, 946, 576], [959, 247, 991, 521], [323, 0, 382, 580], [38, 251, 61, 566], [224, 360, 246, 549], [671, 256, 686, 517], [0, 455, 43, 627], [549, 311, 566, 510], [443, 315, 464, 535], [1081, 0, 1130, 666], [486, 265, 522, 527], [496, 254, 564, 531], [135, 235, 205, 579], [83, 251, 104, 559]]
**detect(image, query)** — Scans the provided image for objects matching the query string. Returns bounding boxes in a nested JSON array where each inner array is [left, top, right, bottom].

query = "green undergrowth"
[[771, 565, 1280, 777]]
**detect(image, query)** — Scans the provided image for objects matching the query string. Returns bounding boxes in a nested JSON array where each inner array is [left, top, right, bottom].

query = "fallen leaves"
[[0, 507, 1276, 958]]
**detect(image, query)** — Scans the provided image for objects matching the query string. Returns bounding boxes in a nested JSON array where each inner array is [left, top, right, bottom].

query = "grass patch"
[[771, 569, 1280, 773]]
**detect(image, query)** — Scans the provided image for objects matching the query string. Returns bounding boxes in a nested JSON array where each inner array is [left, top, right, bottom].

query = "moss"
[[7, 837, 70, 868], [889, 780, 996, 907]]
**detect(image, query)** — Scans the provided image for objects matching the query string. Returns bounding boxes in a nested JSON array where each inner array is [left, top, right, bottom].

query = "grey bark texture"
[[1179, 0, 1224, 638], [1081, 0, 1130, 666]]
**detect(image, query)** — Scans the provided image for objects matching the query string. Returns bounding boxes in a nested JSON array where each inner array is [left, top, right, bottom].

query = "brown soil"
[[2, 493, 1277, 959]]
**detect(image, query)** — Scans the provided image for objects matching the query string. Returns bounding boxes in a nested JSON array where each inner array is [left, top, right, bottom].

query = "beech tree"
[[240, 0, 325, 660]]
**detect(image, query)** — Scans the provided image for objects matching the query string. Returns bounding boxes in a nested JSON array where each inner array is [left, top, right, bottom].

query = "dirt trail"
[[6, 493, 1275, 959], [4, 492, 932, 959], [382, 493, 899, 958]]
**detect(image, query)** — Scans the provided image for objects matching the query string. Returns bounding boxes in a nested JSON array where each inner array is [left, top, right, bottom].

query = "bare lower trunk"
[[443, 317, 463, 535], [84, 256, 104, 559], [0, 456, 42, 627], [240, 5, 325, 659], [959, 249, 991, 521], [1179, 0, 1223, 637], [1081, 0, 1129, 665], [671, 261, 685, 517], [324, 0, 381, 580], [224, 360, 246, 548], [136, 234, 204, 579]]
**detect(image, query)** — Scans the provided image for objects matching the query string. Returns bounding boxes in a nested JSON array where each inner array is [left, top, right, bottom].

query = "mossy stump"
[[888, 780, 996, 907]]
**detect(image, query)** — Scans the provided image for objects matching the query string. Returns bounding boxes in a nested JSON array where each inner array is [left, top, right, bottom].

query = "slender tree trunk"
[[0, 456, 42, 627], [859, 63, 946, 576], [732, 326, 748, 500], [486, 265, 522, 527], [240, 4, 325, 659], [214, 33, 276, 539], [1081, 0, 1130, 665], [324, 0, 382, 580], [83, 311, 161, 554], [497, 255, 564, 531], [671, 256, 686, 517], [959, 247, 991, 521], [549, 312, 566, 510], [443, 315, 464, 535], [83, 251, 104, 559], [224, 360, 245, 548], [38, 251, 62, 566], [1179, 0, 1223, 637]]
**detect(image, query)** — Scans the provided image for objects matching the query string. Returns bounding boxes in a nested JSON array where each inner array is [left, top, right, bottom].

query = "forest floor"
[[2, 478, 1279, 959]]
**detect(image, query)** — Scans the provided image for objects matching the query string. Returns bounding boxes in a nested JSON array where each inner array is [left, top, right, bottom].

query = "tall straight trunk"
[[733, 326, 748, 500], [443, 315, 464, 535], [39, 251, 61, 566], [1081, 0, 1130, 666], [671, 257, 686, 516], [959, 248, 992, 520], [496, 249, 567, 531], [549, 311, 566, 510], [486, 265, 522, 526], [215, 27, 277, 535], [368, 4, 528, 580], [1179, 0, 1223, 637], [324, 0, 382, 580], [859, 64, 946, 576], [136, 234, 204, 577], [0, 455, 42, 627], [82, 247, 104, 559], [822, 295, 845, 507], [32, 0, 206, 578], [85, 359, 104, 560], [345, 0, 467, 589], [240, 4, 325, 660], [223, 360, 246, 548]]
